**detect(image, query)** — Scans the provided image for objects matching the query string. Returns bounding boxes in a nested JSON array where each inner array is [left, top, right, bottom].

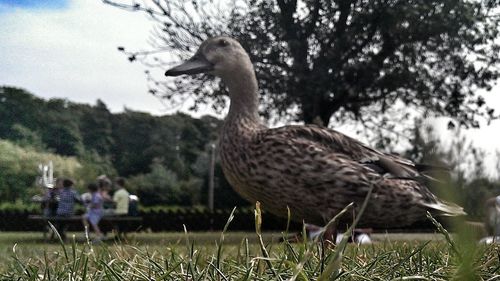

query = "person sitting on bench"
[[82, 183, 104, 242], [113, 177, 130, 216], [55, 178, 81, 239]]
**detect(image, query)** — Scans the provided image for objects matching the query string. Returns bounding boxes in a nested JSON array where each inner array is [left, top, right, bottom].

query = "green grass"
[[0, 229, 499, 280], [0, 202, 497, 280]]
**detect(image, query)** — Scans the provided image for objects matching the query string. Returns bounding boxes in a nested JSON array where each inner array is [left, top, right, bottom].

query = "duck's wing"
[[259, 125, 446, 183]]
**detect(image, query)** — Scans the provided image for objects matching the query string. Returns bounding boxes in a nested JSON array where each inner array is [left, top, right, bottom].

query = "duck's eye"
[[218, 39, 229, 47]]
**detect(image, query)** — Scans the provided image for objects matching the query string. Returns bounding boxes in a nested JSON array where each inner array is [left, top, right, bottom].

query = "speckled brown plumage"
[[165, 36, 465, 228]]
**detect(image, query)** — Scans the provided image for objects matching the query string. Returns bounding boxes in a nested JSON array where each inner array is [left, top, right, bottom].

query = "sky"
[[0, 0, 168, 115], [0, 0, 68, 9], [0, 0, 499, 176]]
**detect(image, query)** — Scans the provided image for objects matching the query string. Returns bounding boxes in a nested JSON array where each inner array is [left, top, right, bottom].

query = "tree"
[[42, 99, 84, 156], [77, 100, 115, 156], [10, 124, 46, 151], [106, 0, 500, 129], [0, 87, 45, 140], [111, 109, 157, 175], [0, 87, 84, 156], [127, 159, 200, 206], [0, 139, 89, 203]]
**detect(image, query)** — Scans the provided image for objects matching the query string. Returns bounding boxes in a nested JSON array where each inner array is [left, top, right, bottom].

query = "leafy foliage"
[[0, 86, 241, 207], [0, 139, 82, 201], [127, 159, 186, 206], [9, 124, 46, 151], [79, 100, 115, 156]]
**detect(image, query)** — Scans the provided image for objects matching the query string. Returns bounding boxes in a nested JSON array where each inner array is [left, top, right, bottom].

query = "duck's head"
[[165, 36, 252, 80]]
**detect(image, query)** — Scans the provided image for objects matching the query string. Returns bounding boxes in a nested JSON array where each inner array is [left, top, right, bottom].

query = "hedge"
[[0, 204, 459, 233], [0, 205, 301, 232]]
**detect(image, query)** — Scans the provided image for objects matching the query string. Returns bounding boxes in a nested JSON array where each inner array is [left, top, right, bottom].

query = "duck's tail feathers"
[[423, 201, 467, 217]]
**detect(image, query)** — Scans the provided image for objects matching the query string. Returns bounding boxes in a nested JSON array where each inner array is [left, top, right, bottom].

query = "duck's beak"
[[165, 53, 214, 76]]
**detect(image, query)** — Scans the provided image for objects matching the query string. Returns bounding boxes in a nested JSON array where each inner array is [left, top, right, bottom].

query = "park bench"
[[28, 215, 143, 239]]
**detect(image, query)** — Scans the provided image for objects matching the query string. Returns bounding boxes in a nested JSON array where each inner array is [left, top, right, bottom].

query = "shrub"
[[127, 160, 203, 206], [0, 139, 82, 201], [0, 139, 118, 202]]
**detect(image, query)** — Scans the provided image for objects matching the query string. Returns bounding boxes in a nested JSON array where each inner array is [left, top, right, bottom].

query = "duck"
[[165, 36, 465, 229]]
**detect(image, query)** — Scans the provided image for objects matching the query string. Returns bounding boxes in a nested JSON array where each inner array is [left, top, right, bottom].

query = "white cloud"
[[0, 0, 170, 114]]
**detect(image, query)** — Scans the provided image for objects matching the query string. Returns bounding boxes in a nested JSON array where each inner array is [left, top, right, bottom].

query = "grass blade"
[[317, 182, 376, 281]]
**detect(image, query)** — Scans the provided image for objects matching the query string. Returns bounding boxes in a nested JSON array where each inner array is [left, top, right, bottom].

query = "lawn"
[[0, 228, 499, 280], [0, 202, 495, 280]]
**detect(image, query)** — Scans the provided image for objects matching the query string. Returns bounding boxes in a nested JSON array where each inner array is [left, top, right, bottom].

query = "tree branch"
[[332, 0, 353, 42], [304, 0, 321, 37]]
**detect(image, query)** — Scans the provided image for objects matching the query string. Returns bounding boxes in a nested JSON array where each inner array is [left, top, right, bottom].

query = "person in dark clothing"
[[55, 179, 81, 239], [43, 178, 62, 217]]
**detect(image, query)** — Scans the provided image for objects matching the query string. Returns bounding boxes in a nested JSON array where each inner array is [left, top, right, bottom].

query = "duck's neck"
[[223, 65, 260, 123]]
